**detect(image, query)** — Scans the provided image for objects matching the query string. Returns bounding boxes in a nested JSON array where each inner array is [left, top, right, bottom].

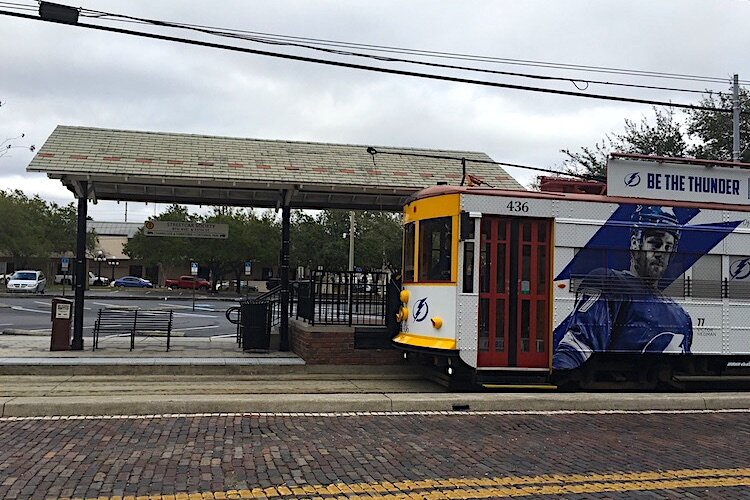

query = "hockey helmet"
[[631, 205, 681, 248]]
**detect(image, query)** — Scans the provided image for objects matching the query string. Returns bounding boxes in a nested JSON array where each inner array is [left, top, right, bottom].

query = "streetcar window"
[[662, 272, 686, 298], [462, 241, 474, 293], [691, 254, 722, 299], [403, 222, 416, 283], [419, 216, 453, 282], [728, 255, 750, 300]]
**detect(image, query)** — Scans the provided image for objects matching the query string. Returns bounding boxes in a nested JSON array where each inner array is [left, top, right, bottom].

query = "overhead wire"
[[0, 8, 742, 117], [2, 1, 742, 95], [366, 147, 605, 183], [2, 2, 748, 182], [73, 6, 738, 96], [77, 5, 747, 88]]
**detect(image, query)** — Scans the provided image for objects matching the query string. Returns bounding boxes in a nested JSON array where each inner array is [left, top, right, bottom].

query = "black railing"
[[298, 270, 389, 326], [251, 284, 287, 327], [228, 271, 391, 346]]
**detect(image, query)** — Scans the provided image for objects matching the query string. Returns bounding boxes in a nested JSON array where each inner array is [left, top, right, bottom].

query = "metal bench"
[[93, 308, 174, 351]]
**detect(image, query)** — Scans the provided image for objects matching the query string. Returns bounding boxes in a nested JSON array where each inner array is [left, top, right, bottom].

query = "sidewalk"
[[2, 335, 750, 417]]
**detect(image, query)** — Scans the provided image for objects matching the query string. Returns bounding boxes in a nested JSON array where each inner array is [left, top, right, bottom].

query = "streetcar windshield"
[[419, 216, 453, 282]]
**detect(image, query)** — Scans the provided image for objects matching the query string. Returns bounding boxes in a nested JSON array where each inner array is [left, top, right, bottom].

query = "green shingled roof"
[[28, 125, 523, 210]]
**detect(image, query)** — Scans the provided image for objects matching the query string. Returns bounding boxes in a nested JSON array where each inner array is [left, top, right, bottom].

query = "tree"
[[0, 190, 95, 270], [0, 101, 35, 160], [561, 87, 750, 181], [354, 211, 402, 271], [290, 210, 349, 271], [195, 208, 279, 293], [0, 190, 49, 269], [124, 205, 280, 292], [687, 88, 750, 162], [561, 107, 687, 180], [290, 210, 402, 272], [123, 204, 195, 269]]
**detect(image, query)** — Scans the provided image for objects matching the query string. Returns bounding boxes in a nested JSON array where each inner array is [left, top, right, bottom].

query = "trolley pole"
[[733, 74, 741, 162]]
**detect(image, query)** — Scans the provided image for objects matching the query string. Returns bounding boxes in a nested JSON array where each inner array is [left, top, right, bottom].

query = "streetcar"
[[392, 154, 750, 389]]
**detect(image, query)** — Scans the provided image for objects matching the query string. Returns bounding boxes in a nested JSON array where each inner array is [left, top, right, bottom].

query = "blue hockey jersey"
[[553, 268, 693, 370]]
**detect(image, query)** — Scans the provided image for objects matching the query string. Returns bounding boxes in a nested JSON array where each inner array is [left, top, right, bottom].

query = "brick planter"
[[290, 319, 402, 365]]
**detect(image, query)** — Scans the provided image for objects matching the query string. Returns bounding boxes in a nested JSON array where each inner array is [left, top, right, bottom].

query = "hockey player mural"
[[553, 206, 694, 369]]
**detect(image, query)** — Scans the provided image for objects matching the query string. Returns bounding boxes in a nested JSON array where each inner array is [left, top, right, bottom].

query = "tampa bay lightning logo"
[[413, 297, 429, 322], [624, 172, 641, 187], [730, 257, 750, 280]]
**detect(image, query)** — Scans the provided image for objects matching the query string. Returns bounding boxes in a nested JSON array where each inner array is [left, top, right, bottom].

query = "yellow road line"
[[74, 467, 750, 499]]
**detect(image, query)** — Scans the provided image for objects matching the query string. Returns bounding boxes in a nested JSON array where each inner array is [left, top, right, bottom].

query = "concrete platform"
[[3, 335, 750, 417], [0, 333, 303, 374]]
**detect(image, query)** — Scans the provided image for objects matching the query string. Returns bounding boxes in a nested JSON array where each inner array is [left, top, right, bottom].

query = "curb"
[[1, 329, 50, 336], [3, 392, 750, 417]]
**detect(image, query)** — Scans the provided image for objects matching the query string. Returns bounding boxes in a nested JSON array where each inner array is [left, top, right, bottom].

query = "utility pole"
[[733, 74, 741, 162]]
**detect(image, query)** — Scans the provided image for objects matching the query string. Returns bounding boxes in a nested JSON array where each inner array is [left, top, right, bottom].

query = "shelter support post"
[[72, 181, 87, 350], [279, 196, 290, 351]]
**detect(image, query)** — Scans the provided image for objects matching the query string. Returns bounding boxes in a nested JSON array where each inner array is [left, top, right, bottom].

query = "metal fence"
[[238, 270, 391, 329], [297, 270, 390, 326]]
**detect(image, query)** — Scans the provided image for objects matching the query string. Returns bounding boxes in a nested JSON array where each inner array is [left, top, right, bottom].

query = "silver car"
[[6, 270, 47, 293]]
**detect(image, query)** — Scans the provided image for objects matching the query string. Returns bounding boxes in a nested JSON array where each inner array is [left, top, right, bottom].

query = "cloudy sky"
[[1, 0, 748, 222]]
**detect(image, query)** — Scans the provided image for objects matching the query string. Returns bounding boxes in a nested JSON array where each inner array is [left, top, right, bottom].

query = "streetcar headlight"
[[399, 290, 410, 303], [431, 317, 443, 329]]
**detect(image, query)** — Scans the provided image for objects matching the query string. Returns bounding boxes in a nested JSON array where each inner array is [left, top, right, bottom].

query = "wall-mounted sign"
[[144, 220, 228, 239], [608, 157, 750, 205]]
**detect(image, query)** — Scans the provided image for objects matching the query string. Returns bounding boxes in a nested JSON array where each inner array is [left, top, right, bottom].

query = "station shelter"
[[27, 125, 521, 361]]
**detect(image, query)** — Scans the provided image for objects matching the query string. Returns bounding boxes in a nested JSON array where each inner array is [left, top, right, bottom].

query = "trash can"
[[240, 300, 270, 350], [50, 296, 73, 351]]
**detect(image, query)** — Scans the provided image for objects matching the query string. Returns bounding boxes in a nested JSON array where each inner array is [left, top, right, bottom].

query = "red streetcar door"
[[478, 217, 551, 368]]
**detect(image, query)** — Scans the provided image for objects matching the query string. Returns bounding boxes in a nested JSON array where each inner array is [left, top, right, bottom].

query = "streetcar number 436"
[[506, 201, 529, 212]]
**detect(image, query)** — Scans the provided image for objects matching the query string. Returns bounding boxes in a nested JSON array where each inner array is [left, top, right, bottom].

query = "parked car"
[[165, 275, 210, 290], [53, 273, 73, 285], [112, 276, 153, 288], [216, 280, 259, 292], [88, 272, 110, 286], [53, 272, 110, 286], [6, 270, 47, 293]]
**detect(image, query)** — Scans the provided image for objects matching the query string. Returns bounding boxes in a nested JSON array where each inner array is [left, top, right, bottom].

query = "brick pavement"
[[0, 411, 748, 499]]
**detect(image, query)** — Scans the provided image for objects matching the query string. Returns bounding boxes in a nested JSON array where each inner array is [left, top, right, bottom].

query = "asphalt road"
[[1, 410, 749, 499], [0, 291, 243, 337]]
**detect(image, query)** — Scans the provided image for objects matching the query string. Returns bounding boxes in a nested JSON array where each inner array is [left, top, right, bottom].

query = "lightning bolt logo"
[[624, 172, 641, 187], [730, 257, 750, 280], [413, 297, 429, 322]]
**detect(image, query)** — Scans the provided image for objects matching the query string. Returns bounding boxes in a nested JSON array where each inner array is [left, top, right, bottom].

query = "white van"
[[6, 270, 47, 294]]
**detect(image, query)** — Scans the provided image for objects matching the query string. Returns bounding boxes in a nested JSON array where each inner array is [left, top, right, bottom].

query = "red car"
[[165, 275, 211, 290]]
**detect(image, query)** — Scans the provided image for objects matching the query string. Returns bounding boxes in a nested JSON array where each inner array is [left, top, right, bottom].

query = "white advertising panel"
[[607, 157, 750, 205]]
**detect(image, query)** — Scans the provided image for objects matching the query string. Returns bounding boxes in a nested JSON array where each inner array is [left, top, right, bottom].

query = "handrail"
[[251, 284, 282, 304]]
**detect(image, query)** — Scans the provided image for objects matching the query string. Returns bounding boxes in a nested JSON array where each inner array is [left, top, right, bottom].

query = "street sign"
[[143, 220, 229, 239], [60, 257, 69, 272], [244, 261, 252, 275], [190, 262, 198, 276]]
